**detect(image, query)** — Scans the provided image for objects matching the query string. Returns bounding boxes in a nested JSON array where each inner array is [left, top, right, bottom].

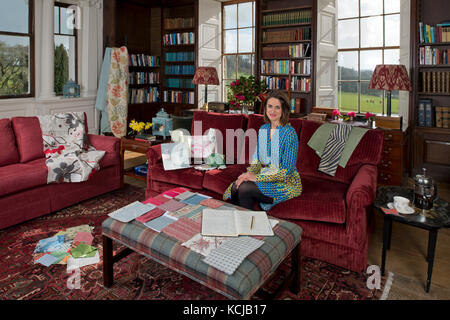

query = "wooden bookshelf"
[[410, 0, 450, 182], [257, 0, 316, 115], [161, 1, 198, 114]]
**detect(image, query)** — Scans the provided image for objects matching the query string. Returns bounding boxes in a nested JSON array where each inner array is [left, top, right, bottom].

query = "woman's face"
[[266, 97, 282, 125]]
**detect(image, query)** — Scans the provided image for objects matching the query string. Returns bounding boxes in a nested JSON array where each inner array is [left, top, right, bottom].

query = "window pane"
[[55, 36, 77, 94], [338, 82, 358, 112], [360, 0, 382, 16], [360, 50, 382, 80], [385, 14, 400, 47], [55, 7, 60, 34], [252, 54, 255, 75], [238, 2, 252, 28], [384, 48, 399, 64], [224, 30, 237, 53], [338, 0, 359, 20], [224, 4, 237, 29], [338, 51, 358, 80], [238, 28, 253, 53], [0, 35, 30, 96], [238, 55, 252, 77], [0, 0, 29, 33], [224, 55, 236, 79], [361, 82, 383, 114], [338, 19, 359, 49], [60, 7, 75, 35], [384, 0, 400, 14], [361, 16, 383, 48]]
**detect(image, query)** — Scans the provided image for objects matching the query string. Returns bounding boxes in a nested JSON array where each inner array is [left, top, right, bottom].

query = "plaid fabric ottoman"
[[102, 214, 302, 300]]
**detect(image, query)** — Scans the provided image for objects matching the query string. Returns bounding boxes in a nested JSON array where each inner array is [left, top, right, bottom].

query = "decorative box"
[[63, 79, 80, 98], [152, 108, 173, 138]]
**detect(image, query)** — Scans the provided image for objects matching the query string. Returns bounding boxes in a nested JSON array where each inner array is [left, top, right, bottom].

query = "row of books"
[[129, 54, 160, 67], [419, 21, 450, 43], [165, 78, 194, 89], [129, 72, 160, 85], [162, 90, 195, 104], [262, 76, 311, 92], [129, 88, 159, 104], [262, 9, 312, 26], [291, 76, 311, 92], [165, 65, 195, 75], [419, 46, 449, 65], [262, 27, 311, 43], [164, 17, 194, 30], [165, 51, 195, 62], [290, 98, 305, 114], [261, 44, 311, 59], [163, 32, 195, 45], [260, 59, 311, 75], [417, 99, 449, 128], [290, 60, 311, 75], [420, 71, 450, 94]]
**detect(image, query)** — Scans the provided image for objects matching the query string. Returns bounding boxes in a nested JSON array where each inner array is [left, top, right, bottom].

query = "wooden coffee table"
[[102, 200, 302, 300]]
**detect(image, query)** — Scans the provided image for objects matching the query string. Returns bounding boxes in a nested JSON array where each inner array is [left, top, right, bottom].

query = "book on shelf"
[[162, 90, 195, 104], [262, 9, 312, 26], [425, 100, 435, 127], [262, 27, 311, 43], [201, 209, 274, 237], [420, 71, 450, 94], [420, 46, 450, 65], [129, 87, 159, 104], [261, 44, 310, 59], [165, 51, 195, 62], [290, 98, 305, 114], [419, 22, 450, 43], [129, 72, 160, 85], [163, 32, 195, 45], [129, 54, 160, 67], [261, 59, 290, 74], [417, 99, 431, 127], [443, 106, 450, 128], [435, 106, 443, 127], [165, 65, 195, 75], [164, 17, 194, 29], [165, 78, 195, 89]]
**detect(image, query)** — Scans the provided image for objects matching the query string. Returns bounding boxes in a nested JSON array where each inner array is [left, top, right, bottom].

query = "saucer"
[[387, 202, 416, 214]]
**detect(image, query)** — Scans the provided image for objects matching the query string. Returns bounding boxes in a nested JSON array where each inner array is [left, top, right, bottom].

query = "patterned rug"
[[0, 185, 391, 300]]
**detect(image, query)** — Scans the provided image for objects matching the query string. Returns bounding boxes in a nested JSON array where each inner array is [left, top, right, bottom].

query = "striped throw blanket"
[[317, 123, 353, 176]]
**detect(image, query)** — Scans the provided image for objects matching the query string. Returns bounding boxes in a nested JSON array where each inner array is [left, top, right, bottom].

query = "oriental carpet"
[[0, 185, 391, 300]]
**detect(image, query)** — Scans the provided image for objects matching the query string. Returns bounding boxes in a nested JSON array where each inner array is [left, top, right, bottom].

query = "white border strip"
[[380, 272, 394, 300]]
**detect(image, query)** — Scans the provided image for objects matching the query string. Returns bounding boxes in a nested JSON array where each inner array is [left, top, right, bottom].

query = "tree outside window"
[[54, 2, 78, 95], [0, 0, 34, 98], [338, 0, 400, 114], [222, 0, 255, 101]]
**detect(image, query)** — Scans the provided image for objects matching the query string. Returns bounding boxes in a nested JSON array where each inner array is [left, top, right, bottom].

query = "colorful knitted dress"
[[223, 123, 302, 210]]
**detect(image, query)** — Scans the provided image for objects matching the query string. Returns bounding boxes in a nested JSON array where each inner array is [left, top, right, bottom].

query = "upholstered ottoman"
[[102, 213, 302, 300]]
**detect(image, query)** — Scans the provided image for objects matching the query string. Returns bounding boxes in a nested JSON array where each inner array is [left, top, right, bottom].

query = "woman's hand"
[[236, 172, 257, 187]]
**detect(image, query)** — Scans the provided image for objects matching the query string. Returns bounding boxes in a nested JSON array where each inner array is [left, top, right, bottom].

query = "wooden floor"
[[124, 151, 450, 299]]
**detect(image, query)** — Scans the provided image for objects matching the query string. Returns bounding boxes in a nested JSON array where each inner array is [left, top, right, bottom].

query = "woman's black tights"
[[230, 181, 273, 210]]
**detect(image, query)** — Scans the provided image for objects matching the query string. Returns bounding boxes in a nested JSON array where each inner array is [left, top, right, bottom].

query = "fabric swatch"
[[174, 191, 196, 201], [199, 198, 224, 209], [161, 217, 202, 243], [136, 208, 166, 224], [181, 193, 211, 205], [158, 199, 186, 212], [168, 204, 202, 219]]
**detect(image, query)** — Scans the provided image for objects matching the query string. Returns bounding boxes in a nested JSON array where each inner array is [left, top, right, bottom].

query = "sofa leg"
[[289, 242, 302, 294], [103, 235, 114, 288]]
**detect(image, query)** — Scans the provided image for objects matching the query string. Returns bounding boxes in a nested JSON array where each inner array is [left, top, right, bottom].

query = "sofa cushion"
[[151, 163, 204, 189], [191, 111, 247, 162], [298, 120, 384, 184], [202, 164, 248, 195], [11, 117, 45, 163], [268, 175, 349, 224], [0, 119, 19, 166], [0, 159, 48, 197]]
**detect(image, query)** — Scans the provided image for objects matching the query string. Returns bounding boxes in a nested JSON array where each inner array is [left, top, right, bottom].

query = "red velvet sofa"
[[0, 116, 121, 230], [146, 111, 384, 272]]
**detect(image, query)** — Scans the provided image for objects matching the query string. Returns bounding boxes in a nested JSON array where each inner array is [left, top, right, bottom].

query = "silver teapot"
[[414, 168, 437, 210]]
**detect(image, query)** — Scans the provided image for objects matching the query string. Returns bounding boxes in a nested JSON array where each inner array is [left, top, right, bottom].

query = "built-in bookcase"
[[257, 0, 316, 115]]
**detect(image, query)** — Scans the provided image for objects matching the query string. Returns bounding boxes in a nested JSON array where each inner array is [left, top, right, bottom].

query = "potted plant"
[[128, 120, 153, 139], [227, 75, 268, 114], [365, 112, 375, 128]]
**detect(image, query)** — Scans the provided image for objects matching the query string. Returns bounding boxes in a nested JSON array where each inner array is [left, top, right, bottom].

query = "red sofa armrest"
[[146, 144, 162, 167], [346, 164, 378, 209], [88, 134, 120, 154]]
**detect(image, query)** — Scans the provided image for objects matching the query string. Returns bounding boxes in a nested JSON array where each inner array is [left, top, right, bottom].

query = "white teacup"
[[393, 196, 410, 213]]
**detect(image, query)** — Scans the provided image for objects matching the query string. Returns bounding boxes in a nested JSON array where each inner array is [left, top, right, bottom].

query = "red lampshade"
[[368, 64, 412, 91], [192, 67, 219, 85]]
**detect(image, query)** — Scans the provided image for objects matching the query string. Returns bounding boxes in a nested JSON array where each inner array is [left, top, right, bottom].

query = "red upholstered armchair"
[[145, 111, 384, 272]]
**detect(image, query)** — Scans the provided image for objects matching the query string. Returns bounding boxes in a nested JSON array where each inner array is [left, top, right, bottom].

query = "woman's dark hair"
[[263, 90, 291, 126]]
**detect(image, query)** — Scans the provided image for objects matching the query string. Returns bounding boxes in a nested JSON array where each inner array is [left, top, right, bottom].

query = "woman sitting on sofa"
[[223, 90, 302, 210]]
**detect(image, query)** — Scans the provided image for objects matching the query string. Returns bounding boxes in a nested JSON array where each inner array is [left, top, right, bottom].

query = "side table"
[[120, 137, 169, 188], [373, 186, 449, 293]]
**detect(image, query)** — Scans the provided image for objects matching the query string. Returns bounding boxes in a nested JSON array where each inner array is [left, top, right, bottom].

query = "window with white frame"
[[222, 0, 256, 101], [0, 0, 34, 98], [338, 0, 400, 114], [54, 2, 78, 95]]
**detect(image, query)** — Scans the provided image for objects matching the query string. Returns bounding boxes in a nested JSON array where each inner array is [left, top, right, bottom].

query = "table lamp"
[[368, 64, 411, 116], [192, 67, 219, 108]]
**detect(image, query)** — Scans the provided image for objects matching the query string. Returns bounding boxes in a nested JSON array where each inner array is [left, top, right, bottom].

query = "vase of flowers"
[[332, 109, 341, 120], [128, 120, 153, 139], [227, 75, 268, 114], [365, 112, 375, 128]]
